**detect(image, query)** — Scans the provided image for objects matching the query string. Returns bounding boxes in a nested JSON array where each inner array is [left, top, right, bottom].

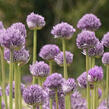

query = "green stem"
[[33, 29, 37, 84], [62, 39, 68, 79], [0, 97, 1, 109], [91, 57, 95, 68], [68, 94, 71, 109], [14, 64, 19, 109], [93, 82, 97, 109], [49, 61, 52, 75], [55, 90, 59, 109], [33, 105, 36, 109], [106, 65, 109, 107], [9, 49, 14, 109], [0, 47, 8, 109], [86, 52, 90, 109], [50, 99, 52, 109]]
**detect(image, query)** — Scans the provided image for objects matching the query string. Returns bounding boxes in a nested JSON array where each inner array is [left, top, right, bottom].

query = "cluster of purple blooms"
[[0, 12, 109, 109]]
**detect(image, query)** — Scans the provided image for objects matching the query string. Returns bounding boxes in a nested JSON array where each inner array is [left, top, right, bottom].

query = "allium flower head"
[[76, 30, 98, 49], [77, 13, 101, 31], [43, 73, 63, 89], [30, 61, 49, 77], [6, 81, 25, 98], [51, 22, 76, 39], [26, 12, 45, 30], [4, 48, 29, 65], [1, 27, 25, 50], [88, 42, 104, 57], [102, 52, 109, 65], [102, 32, 109, 48], [88, 66, 103, 82], [11, 22, 27, 37], [23, 85, 47, 105], [62, 78, 77, 94], [98, 100, 109, 109], [39, 44, 60, 61], [0, 21, 4, 29], [54, 51, 73, 66]]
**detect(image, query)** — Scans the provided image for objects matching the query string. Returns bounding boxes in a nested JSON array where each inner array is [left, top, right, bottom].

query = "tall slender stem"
[[9, 49, 13, 109], [33, 105, 36, 109], [86, 52, 90, 109], [49, 61, 52, 75], [50, 98, 52, 109], [91, 57, 95, 68], [62, 39, 68, 79], [0, 96, 1, 109], [33, 29, 37, 84], [14, 64, 19, 109], [55, 90, 59, 109], [93, 82, 97, 109], [0, 47, 8, 109]]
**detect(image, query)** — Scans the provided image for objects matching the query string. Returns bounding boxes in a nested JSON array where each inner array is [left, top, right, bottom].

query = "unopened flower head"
[[102, 52, 109, 65], [39, 44, 60, 61], [51, 22, 76, 39], [30, 61, 50, 77], [77, 13, 101, 31], [26, 12, 45, 30]]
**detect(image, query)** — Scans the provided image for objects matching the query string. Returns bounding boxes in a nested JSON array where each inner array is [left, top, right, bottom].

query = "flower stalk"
[[49, 61, 52, 75], [56, 90, 59, 109]]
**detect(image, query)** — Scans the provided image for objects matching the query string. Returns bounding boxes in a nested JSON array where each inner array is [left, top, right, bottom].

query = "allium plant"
[[0, 12, 108, 109]]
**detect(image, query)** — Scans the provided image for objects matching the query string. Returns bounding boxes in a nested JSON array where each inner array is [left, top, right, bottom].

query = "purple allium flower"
[[39, 44, 60, 61], [43, 73, 63, 89], [102, 32, 109, 48], [88, 66, 103, 82], [98, 88, 102, 98], [6, 81, 25, 98], [0, 87, 2, 96], [71, 91, 87, 109], [98, 100, 109, 109], [0, 21, 4, 29], [76, 30, 98, 49], [30, 61, 50, 77], [51, 22, 76, 39], [4, 48, 29, 65], [23, 85, 47, 105], [88, 42, 104, 57], [54, 51, 73, 66], [26, 12, 45, 30], [11, 22, 27, 37], [1, 27, 25, 50], [62, 78, 77, 94], [77, 13, 101, 31], [0, 29, 6, 46], [102, 52, 109, 65], [77, 72, 87, 88]]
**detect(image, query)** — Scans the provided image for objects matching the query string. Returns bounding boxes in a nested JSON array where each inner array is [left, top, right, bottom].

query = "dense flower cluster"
[[102, 52, 109, 65]]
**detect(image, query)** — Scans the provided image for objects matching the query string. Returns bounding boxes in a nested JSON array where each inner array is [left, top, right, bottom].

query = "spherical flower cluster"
[[71, 91, 87, 109], [0, 21, 4, 29], [88, 66, 103, 82], [43, 73, 63, 89], [54, 51, 73, 66], [76, 30, 98, 49], [11, 22, 27, 37], [26, 12, 45, 30], [4, 48, 29, 65], [30, 61, 50, 77], [77, 13, 101, 31], [51, 22, 76, 39], [6, 81, 25, 98], [102, 32, 109, 48], [88, 42, 104, 57], [1, 27, 25, 49], [98, 100, 109, 109], [62, 78, 77, 94], [77, 72, 87, 88], [0, 29, 6, 46], [23, 85, 47, 105], [39, 44, 60, 61], [102, 52, 109, 65]]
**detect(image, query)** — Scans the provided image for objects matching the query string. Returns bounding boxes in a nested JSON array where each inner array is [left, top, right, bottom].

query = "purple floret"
[[51, 22, 76, 39], [102, 52, 109, 65], [43, 73, 63, 89], [26, 12, 45, 30], [39, 44, 60, 61], [30, 61, 50, 77], [23, 85, 47, 105], [6, 81, 25, 98], [76, 30, 98, 49], [77, 13, 101, 31], [54, 51, 73, 66], [102, 32, 109, 48], [88, 66, 103, 82], [11, 22, 27, 37], [1, 27, 25, 49]]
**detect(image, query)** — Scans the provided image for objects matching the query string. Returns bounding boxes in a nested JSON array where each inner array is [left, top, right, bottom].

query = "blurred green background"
[[0, 0, 109, 80]]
